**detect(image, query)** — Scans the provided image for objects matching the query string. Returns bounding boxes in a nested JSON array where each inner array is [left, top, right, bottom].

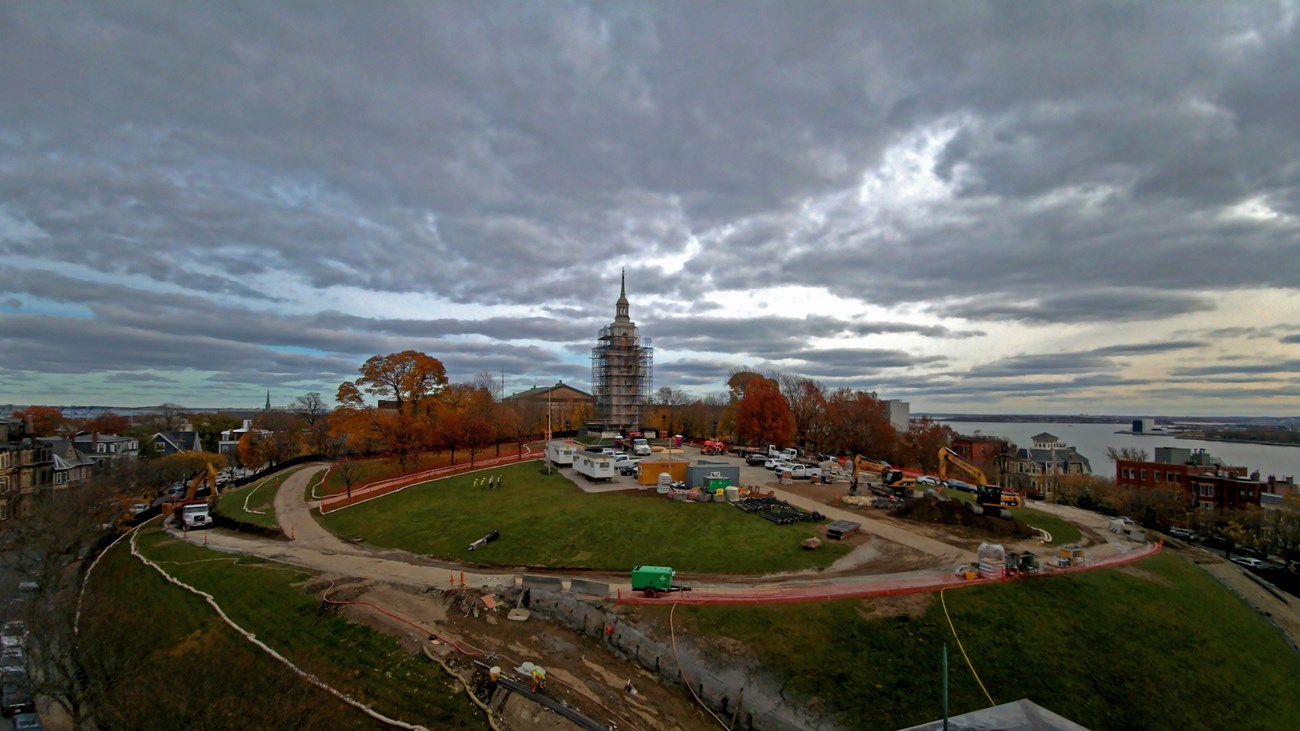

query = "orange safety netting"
[[319, 451, 543, 513]]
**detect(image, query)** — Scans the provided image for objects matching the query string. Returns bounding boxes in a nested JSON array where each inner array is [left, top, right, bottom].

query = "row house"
[[73, 432, 140, 466], [150, 430, 203, 455], [39, 437, 97, 487], [0, 418, 55, 520], [997, 432, 1092, 499]]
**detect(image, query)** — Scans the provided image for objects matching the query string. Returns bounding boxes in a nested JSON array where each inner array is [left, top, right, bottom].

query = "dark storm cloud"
[[648, 315, 966, 356], [930, 290, 1216, 324], [104, 372, 179, 384], [1090, 341, 1206, 356], [1170, 360, 1300, 378], [2, 1, 1299, 407]]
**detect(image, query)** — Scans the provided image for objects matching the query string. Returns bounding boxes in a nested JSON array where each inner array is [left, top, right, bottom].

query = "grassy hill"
[[647, 551, 1300, 730], [81, 527, 487, 730]]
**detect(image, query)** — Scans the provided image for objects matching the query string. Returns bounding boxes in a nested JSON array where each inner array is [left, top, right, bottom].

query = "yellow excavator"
[[937, 447, 1022, 519], [161, 462, 220, 520], [849, 455, 915, 497]]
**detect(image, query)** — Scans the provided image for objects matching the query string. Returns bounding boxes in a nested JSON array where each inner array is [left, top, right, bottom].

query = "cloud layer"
[[1, 2, 1298, 413]]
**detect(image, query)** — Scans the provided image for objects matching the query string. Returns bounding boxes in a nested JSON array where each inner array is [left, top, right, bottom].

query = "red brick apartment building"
[[951, 436, 1007, 466], [1114, 446, 1279, 511]]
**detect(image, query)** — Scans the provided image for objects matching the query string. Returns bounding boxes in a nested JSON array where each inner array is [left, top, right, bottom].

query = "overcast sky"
[[2, 1, 1299, 415]]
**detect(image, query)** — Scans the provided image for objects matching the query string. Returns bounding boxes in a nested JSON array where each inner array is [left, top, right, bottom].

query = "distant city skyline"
[[1, 3, 1298, 414]]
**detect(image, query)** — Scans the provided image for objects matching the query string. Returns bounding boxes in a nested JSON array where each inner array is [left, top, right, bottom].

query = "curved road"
[[182, 459, 1152, 601]]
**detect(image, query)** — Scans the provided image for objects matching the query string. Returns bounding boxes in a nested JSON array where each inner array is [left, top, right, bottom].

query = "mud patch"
[[891, 498, 1036, 539], [855, 593, 934, 621]]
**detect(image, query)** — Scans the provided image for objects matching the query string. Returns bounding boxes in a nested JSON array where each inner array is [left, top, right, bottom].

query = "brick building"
[[1114, 447, 1246, 491], [502, 381, 594, 436], [951, 435, 1008, 468]]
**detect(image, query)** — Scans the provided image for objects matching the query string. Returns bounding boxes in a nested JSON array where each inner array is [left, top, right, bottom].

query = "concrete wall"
[[517, 588, 826, 731]]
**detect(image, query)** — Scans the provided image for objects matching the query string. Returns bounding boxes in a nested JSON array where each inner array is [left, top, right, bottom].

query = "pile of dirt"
[[890, 498, 1036, 539]]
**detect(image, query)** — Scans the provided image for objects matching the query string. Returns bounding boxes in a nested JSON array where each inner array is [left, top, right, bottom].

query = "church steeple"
[[615, 267, 630, 321], [264, 389, 271, 411]]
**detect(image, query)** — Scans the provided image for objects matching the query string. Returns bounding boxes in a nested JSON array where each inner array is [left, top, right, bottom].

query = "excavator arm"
[[850, 455, 904, 495], [937, 447, 988, 486], [183, 462, 220, 501]]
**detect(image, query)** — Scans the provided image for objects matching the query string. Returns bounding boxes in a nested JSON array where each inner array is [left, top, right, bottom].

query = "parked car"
[[945, 479, 974, 493], [745, 453, 767, 466], [11, 711, 42, 730], [0, 623, 25, 650], [1231, 557, 1269, 570], [1, 681, 34, 717], [0, 651, 24, 677], [1168, 527, 1193, 540], [916, 476, 940, 486], [764, 457, 783, 470]]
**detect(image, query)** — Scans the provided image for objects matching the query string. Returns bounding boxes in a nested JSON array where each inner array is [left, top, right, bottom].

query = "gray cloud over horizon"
[[2, 1, 1298, 413]]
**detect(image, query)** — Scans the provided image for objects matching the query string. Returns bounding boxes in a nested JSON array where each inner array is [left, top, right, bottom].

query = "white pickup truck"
[[787, 464, 823, 480], [612, 454, 642, 475]]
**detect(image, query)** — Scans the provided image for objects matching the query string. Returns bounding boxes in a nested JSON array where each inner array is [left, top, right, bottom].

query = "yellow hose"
[[940, 588, 996, 707]]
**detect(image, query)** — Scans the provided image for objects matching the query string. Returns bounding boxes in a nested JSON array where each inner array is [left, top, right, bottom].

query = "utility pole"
[[943, 644, 949, 731]]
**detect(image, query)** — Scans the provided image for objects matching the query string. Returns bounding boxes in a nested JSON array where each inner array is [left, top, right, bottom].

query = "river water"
[[938, 421, 1300, 481]]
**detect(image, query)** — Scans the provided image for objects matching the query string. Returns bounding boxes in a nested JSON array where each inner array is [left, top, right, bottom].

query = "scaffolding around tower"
[[591, 328, 653, 432]]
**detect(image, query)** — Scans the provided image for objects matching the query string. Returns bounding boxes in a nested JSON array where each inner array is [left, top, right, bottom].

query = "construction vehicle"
[[630, 565, 692, 599], [161, 462, 220, 527], [937, 447, 1023, 519], [849, 455, 913, 497], [700, 440, 726, 455]]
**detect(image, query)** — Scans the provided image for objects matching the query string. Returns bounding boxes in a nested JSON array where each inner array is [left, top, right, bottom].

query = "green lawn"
[[319, 462, 851, 573], [129, 527, 487, 729], [216, 468, 298, 529], [80, 534, 407, 729], [653, 551, 1300, 730]]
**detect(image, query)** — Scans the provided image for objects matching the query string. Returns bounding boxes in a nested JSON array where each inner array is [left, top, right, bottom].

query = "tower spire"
[[615, 267, 630, 321], [265, 389, 271, 411]]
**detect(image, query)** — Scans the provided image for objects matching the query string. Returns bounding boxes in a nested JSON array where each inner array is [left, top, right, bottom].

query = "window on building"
[[0, 477, 7, 493], [0, 501, 8, 521], [1140, 469, 1147, 480], [1154, 471, 1162, 482]]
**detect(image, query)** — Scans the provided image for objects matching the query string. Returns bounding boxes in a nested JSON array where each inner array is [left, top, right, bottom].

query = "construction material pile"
[[891, 498, 1036, 539], [737, 495, 825, 525]]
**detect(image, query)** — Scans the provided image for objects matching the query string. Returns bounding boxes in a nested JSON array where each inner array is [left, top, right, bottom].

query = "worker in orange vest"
[[531, 666, 547, 693]]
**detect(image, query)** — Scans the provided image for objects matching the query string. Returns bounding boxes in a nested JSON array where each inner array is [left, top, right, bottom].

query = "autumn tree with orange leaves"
[[734, 377, 796, 447], [11, 405, 66, 437]]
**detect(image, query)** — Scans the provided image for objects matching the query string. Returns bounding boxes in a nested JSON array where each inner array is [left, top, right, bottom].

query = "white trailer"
[[546, 441, 577, 466], [574, 452, 615, 481]]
